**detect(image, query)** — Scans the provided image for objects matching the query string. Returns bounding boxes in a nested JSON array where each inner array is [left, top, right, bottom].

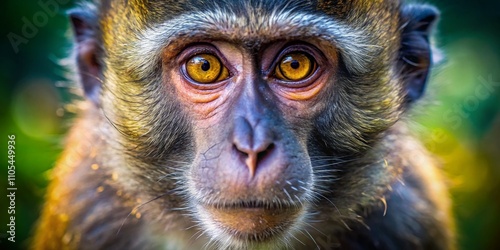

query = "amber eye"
[[275, 52, 316, 81], [185, 54, 229, 83]]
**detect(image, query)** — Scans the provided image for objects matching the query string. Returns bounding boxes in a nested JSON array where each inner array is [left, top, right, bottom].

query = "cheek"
[[269, 74, 334, 122]]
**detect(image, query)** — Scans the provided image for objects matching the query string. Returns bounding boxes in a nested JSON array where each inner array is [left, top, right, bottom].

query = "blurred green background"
[[1, 0, 499, 249]]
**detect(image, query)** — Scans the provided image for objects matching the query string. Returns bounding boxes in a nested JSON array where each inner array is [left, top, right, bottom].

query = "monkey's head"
[[70, 0, 438, 248]]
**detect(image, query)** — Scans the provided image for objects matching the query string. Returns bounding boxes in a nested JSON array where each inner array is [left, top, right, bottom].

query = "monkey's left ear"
[[399, 5, 440, 103], [68, 8, 102, 105]]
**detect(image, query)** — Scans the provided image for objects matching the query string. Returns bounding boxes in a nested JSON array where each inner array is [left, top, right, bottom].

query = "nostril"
[[257, 143, 274, 163], [233, 144, 248, 158]]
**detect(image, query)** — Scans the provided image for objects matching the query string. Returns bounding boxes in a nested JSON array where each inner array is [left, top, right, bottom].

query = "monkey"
[[32, 0, 455, 249]]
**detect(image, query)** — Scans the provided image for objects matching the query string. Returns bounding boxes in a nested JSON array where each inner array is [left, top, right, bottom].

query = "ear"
[[399, 4, 440, 104], [68, 8, 102, 104]]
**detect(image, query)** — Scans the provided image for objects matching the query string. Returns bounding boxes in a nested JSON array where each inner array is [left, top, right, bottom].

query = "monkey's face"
[[72, 0, 438, 248], [166, 40, 336, 243], [150, 25, 387, 249]]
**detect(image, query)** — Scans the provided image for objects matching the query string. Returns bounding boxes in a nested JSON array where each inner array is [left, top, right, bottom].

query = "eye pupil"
[[201, 60, 210, 71], [290, 60, 300, 69]]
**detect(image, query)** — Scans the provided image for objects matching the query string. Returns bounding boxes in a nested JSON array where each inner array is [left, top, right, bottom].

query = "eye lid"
[[177, 44, 218, 63]]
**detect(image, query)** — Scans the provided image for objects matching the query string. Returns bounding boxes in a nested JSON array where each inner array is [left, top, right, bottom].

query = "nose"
[[232, 117, 275, 177]]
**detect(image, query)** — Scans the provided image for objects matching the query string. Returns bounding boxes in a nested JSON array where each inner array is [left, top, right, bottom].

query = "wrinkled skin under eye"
[[275, 52, 316, 81], [185, 53, 229, 83]]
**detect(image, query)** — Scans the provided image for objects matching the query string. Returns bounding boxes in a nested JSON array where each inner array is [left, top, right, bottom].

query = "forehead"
[[101, 0, 399, 25], [101, 0, 400, 44]]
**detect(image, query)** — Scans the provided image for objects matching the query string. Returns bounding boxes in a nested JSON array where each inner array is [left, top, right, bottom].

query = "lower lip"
[[201, 205, 303, 239]]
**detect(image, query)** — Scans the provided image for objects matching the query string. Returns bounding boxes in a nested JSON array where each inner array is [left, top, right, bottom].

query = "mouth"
[[198, 201, 304, 241]]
